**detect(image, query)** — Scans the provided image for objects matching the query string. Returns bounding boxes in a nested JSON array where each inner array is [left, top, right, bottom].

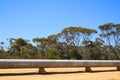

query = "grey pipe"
[[0, 59, 119, 73]]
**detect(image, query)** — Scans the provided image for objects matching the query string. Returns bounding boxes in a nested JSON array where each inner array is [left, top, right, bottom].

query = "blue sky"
[[0, 0, 120, 44]]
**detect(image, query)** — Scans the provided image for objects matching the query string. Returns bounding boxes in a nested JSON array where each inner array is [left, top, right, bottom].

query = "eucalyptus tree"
[[33, 35, 64, 59], [33, 37, 48, 58], [0, 42, 4, 51], [57, 27, 97, 59], [84, 38, 106, 59], [58, 27, 97, 46], [9, 38, 27, 52], [33, 26, 97, 59], [48, 34, 71, 59], [7, 38, 38, 59], [99, 23, 120, 59], [0, 41, 7, 59], [7, 38, 25, 54]]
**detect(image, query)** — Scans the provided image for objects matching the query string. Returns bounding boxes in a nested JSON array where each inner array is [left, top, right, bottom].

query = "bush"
[[45, 48, 60, 59]]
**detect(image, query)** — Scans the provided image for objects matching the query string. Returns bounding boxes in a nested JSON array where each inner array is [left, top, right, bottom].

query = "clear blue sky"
[[0, 0, 120, 44]]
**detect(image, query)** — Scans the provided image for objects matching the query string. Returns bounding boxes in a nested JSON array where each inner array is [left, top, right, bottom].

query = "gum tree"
[[99, 23, 120, 59], [57, 27, 97, 59]]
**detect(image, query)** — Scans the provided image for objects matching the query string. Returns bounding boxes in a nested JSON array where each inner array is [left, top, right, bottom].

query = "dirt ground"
[[0, 67, 120, 80]]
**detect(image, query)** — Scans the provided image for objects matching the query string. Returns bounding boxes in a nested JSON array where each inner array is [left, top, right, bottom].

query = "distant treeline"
[[0, 23, 120, 60]]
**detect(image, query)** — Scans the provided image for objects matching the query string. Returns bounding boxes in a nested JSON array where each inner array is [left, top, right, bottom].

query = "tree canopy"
[[0, 23, 120, 60]]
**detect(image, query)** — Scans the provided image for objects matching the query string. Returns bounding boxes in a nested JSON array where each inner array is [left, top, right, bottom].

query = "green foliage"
[[99, 23, 120, 59], [45, 48, 60, 59], [69, 48, 82, 59], [0, 24, 120, 60]]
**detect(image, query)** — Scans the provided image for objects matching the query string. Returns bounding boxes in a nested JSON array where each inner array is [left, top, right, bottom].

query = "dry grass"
[[0, 67, 119, 80]]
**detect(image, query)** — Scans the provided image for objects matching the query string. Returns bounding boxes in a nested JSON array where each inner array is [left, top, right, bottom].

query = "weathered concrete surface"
[[0, 59, 120, 68], [38, 68, 46, 73], [85, 67, 92, 72], [117, 66, 120, 71]]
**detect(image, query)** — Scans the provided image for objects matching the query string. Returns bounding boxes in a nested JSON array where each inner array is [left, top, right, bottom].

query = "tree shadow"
[[0, 70, 118, 76]]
